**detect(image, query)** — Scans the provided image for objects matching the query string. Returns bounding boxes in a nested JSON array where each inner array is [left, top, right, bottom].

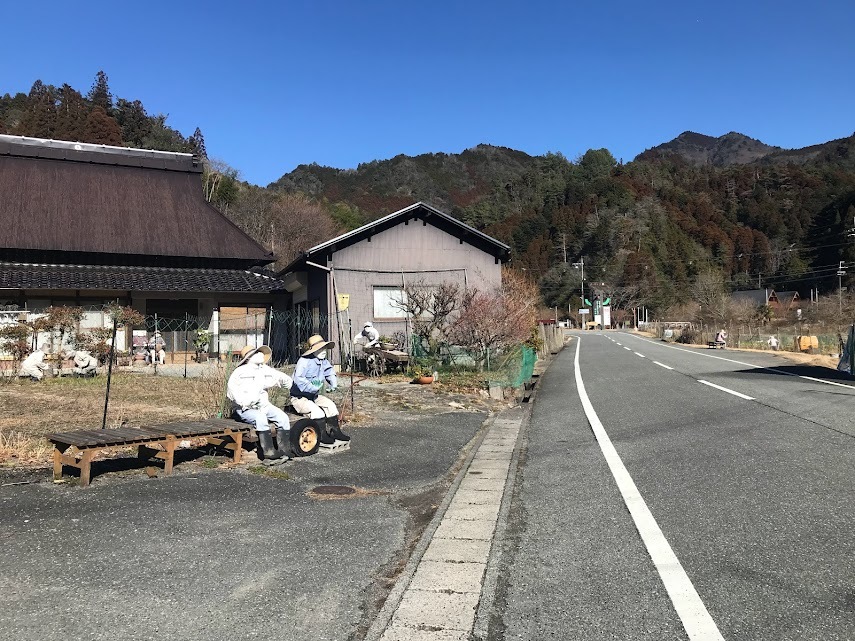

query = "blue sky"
[[2, 1, 853, 186]]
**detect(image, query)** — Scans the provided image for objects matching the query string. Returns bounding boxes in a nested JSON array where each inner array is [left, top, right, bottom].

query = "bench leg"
[[231, 432, 243, 464], [79, 450, 94, 487], [53, 447, 64, 481], [163, 437, 176, 475]]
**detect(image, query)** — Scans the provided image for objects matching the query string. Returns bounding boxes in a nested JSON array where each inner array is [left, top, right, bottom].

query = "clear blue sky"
[[2, 1, 853, 186]]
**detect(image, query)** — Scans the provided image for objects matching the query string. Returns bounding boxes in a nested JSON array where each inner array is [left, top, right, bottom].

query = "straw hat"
[[238, 345, 272, 366], [302, 334, 335, 357]]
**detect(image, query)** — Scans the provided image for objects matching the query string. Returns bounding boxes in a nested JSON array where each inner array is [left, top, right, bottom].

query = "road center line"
[[623, 346, 632, 351], [653, 361, 674, 370], [634, 352, 646, 358], [623, 333, 855, 390], [574, 338, 724, 641], [698, 380, 754, 400]]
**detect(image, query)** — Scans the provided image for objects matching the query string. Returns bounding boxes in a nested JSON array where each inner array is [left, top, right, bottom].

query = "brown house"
[[279, 201, 511, 361], [0, 135, 283, 350]]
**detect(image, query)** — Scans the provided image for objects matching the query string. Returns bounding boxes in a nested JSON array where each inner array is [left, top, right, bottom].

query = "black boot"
[[257, 430, 283, 461], [317, 417, 336, 445], [274, 427, 292, 461], [327, 415, 350, 442]]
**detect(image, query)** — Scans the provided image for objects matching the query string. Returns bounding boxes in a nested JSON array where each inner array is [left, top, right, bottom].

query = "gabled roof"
[[731, 289, 769, 306], [282, 202, 510, 273], [0, 135, 273, 266], [773, 290, 799, 301]]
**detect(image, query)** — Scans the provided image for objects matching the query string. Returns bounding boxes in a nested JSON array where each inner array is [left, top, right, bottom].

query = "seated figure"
[[290, 335, 350, 443], [227, 345, 293, 462]]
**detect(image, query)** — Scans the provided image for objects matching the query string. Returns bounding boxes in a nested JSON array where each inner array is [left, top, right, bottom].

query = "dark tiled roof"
[[0, 263, 285, 293], [731, 289, 768, 305]]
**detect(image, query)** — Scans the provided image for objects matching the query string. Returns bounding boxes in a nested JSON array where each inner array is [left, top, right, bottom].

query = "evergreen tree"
[[54, 84, 88, 141], [114, 98, 150, 147], [189, 126, 207, 157], [87, 70, 113, 113], [17, 80, 57, 138], [82, 106, 123, 146]]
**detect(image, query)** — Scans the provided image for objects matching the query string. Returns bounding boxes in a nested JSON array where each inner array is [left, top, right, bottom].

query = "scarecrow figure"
[[354, 321, 380, 348], [227, 345, 293, 462], [65, 349, 98, 376], [291, 334, 350, 443], [19, 344, 50, 380]]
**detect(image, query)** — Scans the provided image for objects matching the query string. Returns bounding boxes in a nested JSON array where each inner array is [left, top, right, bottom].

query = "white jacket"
[[20, 349, 49, 377], [73, 351, 98, 372], [227, 363, 293, 410]]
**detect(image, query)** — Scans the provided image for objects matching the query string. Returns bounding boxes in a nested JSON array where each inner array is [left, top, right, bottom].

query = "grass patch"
[[247, 466, 290, 480], [0, 370, 228, 466]]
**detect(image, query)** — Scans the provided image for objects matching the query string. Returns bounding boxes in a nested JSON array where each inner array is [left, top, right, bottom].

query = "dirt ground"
[[630, 329, 841, 370], [0, 369, 505, 467]]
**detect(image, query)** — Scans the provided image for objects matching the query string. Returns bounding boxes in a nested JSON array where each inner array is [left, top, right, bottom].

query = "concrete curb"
[[363, 410, 505, 641], [471, 398, 534, 640]]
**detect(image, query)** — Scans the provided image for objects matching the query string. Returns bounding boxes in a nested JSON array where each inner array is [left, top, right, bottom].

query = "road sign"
[[579, 309, 589, 314], [603, 297, 611, 305], [584, 299, 591, 306]]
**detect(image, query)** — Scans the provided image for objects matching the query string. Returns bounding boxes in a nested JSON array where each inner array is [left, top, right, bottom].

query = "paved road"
[[488, 332, 855, 640], [0, 411, 486, 641]]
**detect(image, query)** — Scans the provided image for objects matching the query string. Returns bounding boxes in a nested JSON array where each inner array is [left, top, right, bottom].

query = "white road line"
[[616, 342, 622, 346], [623, 346, 632, 351], [698, 379, 755, 400], [574, 339, 724, 641], [634, 352, 646, 358], [653, 361, 674, 370], [622, 334, 855, 390]]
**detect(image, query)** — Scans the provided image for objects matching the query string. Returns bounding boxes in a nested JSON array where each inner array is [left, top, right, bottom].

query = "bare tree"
[[448, 269, 538, 369], [692, 269, 728, 324], [392, 280, 461, 355]]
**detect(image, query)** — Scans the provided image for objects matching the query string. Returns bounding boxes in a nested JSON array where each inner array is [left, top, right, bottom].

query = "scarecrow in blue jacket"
[[290, 334, 350, 443]]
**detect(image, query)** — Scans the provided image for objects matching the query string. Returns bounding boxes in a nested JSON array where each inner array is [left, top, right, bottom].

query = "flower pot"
[[195, 353, 209, 363], [416, 375, 434, 385]]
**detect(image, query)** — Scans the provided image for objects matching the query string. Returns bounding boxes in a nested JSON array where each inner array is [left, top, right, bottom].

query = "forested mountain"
[[268, 133, 855, 316], [637, 131, 782, 166]]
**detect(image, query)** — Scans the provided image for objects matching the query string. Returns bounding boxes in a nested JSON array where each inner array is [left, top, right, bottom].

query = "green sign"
[[603, 297, 611, 305], [584, 299, 591, 306]]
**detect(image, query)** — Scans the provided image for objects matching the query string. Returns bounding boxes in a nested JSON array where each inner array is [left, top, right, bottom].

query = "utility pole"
[[838, 261, 847, 315], [572, 257, 586, 326]]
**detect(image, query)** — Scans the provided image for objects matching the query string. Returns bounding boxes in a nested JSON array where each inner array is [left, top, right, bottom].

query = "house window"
[[373, 286, 407, 319]]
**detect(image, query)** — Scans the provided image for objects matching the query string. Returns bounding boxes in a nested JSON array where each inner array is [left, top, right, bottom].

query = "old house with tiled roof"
[[0, 135, 283, 351]]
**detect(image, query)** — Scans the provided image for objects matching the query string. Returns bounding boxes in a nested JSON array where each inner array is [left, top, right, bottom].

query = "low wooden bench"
[[707, 341, 725, 349], [47, 419, 252, 487]]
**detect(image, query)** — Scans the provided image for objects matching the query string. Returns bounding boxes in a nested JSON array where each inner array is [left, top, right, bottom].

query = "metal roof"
[[283, 202, 510, 274]]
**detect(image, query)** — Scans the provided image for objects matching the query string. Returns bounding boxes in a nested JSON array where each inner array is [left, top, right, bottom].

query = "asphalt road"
[[490, 332, 855, 640], [0, 410, 486, 641]]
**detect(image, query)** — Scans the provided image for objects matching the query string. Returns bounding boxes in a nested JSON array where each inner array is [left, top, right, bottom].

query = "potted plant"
[[379, 335, 396, 350], [411, 364, 434, 384], [193, 329, 211, 363]]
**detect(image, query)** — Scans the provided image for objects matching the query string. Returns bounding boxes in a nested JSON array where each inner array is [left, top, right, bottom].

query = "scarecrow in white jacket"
[[227, 345, 293, 462], [19, 344, 50, 380], [64, 349, 98, 376], [290, 334, 350, 443]]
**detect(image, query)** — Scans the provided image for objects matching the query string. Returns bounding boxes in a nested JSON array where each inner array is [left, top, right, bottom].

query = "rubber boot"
[[274, 427, 292, 461], [257, 430, 283, 462], [317, 417, 336, 445], [327, 415, 350, 442]]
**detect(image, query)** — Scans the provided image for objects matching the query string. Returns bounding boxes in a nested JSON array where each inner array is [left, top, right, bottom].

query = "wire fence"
[[1, 304, 545, 390]]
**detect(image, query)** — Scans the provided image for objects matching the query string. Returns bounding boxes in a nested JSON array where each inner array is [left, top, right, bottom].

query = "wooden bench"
[[707, 341, 725, 349], [47, 419, 252, 487]]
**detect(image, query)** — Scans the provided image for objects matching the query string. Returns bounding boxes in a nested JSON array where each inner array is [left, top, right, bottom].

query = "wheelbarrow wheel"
[[290, 418, 321, 457]]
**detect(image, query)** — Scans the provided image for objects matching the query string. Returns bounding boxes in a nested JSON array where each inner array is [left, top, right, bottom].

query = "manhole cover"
[[312, 485, 357, 496]]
